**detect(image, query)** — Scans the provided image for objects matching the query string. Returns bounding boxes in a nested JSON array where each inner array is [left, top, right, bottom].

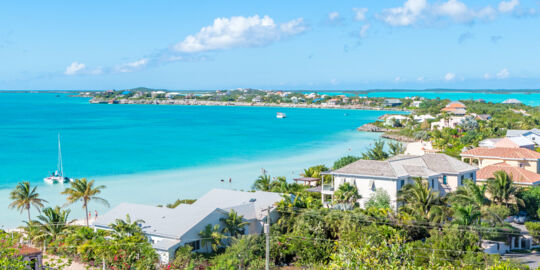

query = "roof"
[[93, 202, 222, 239], [507, 128, 540, 137], [152, 239, 181, 251], [17, 245, 42, 256], [461, 147, 540, 160], [331, 153, 476, 179], [476, 114, 491, 121], [502, 98, 522, 104], [192, 189, 282, 220], [495, 137, 535, 148], [293, 177, 320, 182], [476, 163, 540, 185], [445, 101, 466, 108], [449, 108, 467, 115], [384, 99, 402, 104]]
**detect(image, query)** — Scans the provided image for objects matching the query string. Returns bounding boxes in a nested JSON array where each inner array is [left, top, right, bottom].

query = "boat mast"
[[57, 133, 63, 178]]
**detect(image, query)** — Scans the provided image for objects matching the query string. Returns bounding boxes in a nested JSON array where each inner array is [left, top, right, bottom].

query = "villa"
[[321, 153, 477, 210], [93, 189, 282, 264], [507, 128, 540, 146], [502, 99, 522, 104], [461, 147, 540, 186], [441, 101, 466, 114], [383, 98, 402, 107], [430, 116, 464, 130], [478, 137, 535, 150]]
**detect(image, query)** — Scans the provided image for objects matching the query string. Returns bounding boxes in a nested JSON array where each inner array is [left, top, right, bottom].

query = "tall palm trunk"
[[27, 205, 31, 222], [84, 200, 89, 227]]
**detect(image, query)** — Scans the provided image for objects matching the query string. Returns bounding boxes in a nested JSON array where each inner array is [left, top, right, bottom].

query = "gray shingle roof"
[[331, 153, 476, 178]]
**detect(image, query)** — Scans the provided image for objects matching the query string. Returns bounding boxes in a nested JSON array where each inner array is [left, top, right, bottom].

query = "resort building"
[[413, 114, 435, 123], [94, 189, 282, 264], [478, 137, 535, 150], [412, 100, 423, 107], [384, 114, 408, 126], [461, 147, 540, 186], [507, 128, 540, 146], [321, 154, 477, 210], [383, 99, 402, 107], [502, 98, 522, 104], [430, 116, 465, 130], [441, 101, 466, 114]]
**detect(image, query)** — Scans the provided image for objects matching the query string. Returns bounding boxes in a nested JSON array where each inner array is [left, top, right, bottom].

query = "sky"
[[1, 0, 539, 90]]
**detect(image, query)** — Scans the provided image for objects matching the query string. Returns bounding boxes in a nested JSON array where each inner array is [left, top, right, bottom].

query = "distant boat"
[[276, 112, 286, 119], [44, 134, 72, 184]]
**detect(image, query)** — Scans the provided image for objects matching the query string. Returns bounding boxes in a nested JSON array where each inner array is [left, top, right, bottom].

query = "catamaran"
[[44, 134, 72, 184]]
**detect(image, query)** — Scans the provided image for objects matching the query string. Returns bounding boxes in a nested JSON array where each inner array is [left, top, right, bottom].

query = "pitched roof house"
[[94, 189, 282, 264], [461, 147, 540, 186], [322, 154, 477, 209]]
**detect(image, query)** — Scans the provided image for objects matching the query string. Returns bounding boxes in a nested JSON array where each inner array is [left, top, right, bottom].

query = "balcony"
[[321, 184, 334, 194]]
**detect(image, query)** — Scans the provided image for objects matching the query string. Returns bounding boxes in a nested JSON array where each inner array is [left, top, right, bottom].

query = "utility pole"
[[265, 207, 271, 270]]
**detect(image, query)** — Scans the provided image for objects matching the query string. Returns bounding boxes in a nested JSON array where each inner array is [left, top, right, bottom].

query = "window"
[[442, 175, 447, 185], [400, 180, 405, 188], [519, 163, 524, 168], [460, 175, 464, 185], [470, 173, 474, 179], [431, 179, 434, 188], [187, 240, 200, 251], [369, 180, 376, 191]]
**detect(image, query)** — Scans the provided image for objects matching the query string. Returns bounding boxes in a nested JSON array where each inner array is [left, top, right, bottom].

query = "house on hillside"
[[430, 116, 465, 130], [441, 101, 466, 115], [478, 137, 535, 150], [321, 154, 477, 210], [502, 99, 522, 104], [507, 128, 540, 146], [383, 99, 402, 107], [461, 147, 540, 186], [93, 189, 282, 264]]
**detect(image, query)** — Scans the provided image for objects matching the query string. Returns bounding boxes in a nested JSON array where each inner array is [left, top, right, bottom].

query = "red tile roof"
[[477, 162, 540, 185], [17, 245, 42, 256], [461, 147, 540, 160]]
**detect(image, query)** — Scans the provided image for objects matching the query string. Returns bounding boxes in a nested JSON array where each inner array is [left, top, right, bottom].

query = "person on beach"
[[229, 178, 231, 183], [95, 210, 98, 219], [88, 212, 92, 220], [220, 179, 224, 182]]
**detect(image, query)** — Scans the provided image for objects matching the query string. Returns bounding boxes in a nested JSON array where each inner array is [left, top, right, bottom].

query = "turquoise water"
[[0, 93, 388, 227], [311, 91, 540, 105]]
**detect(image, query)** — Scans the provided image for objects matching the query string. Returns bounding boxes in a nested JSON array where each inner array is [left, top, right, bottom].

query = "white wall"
[[334, 175, 399, 210]]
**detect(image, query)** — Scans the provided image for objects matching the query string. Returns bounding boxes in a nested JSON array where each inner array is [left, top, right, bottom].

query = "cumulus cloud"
[[496, 68, 510, 79], [64, 62, 86, 75], [377, 0, 428, 26], [116, 58, 149, 73], [359, 24, 370, 38], [498, 0, 519, 13], [353, 8, 368, 21], [174, 15, 307, 53], [378, 0, 498, 26], [328, 11, 340, 21], [444, 72, 456, 81]]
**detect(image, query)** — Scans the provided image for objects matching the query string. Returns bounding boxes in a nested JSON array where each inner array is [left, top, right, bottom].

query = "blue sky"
[[1, 0, 539, 90]]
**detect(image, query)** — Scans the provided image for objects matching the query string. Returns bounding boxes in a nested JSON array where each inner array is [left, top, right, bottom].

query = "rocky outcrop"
[[357, 123, 390, 132]]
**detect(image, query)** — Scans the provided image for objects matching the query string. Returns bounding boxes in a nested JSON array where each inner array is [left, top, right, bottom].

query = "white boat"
[[276, 112, 286, 119], [44, 134, 72, 184]]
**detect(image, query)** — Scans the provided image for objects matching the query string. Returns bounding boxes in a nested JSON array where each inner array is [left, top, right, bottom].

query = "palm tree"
[[362, 140, 389, 160], [27, 206, 72, 243], [452, 204, 481, 226], [252, 174, 271, 191], [388, 142, 405, 156], [220, 210, 249, 238], [450, 179, 489, 207], [109, 214, 145, 237], [397, 178, 447, 223], [61, 178, 109, 227], [9, 181, 48, 222], [487, 171, 524, 207], [334, 182, 361, 205], [198, 224, 224, 252]]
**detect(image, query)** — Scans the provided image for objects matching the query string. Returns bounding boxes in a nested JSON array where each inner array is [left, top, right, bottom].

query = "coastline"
[[87, 97, 410, 112], [0, 130, 381, 229]]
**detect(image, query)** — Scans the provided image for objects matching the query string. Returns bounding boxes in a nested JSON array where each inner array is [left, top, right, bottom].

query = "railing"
[[322, 184, 334, 193]]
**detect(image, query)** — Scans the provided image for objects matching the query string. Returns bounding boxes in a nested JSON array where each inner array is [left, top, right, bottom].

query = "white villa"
[[430, 116, 464, 130], [93, 189, 282, 264], [321, 154, 477, 210], [507, 128, 540, 146]]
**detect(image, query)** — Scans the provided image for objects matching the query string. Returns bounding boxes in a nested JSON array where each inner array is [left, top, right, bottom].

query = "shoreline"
[[87, 97, 410, 112]]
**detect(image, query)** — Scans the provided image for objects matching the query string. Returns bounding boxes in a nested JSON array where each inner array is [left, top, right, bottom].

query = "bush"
[[517, 186, 540, 219], [333, 155, 360, 170], [525, 222, 540, 242], [364, 189, 391, 209]]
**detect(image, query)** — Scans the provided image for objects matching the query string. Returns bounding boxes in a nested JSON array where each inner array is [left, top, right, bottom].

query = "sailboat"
[[44, 134, 72, 184]]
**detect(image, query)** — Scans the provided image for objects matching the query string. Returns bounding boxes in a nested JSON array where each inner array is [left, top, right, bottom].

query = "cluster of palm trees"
[[8, 178, 109, 242], [198, 210, 249, 253], [397, 170, 523, 227]]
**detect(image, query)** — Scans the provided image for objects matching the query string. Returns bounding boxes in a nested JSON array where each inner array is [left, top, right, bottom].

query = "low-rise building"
[[502, 99, 522, 104], [94, 189, 282, 264], [507, 128, 540, 146], [383, 99, 402, 107], [321, 154, 477, 209], [430, 116, 464, 130], [478, 137, 535, 150], [441, 101, 466, 114]]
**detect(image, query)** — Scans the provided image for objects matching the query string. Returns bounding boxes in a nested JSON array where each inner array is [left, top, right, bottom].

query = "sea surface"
[[0, 93, 388, 227], [1, 90, 538, 228]]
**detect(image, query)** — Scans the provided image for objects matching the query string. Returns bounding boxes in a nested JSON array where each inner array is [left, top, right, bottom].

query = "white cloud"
[[483, 73, 491, 80], [174, 15, 307, 53], [64, 62, 86, 75], [444, 72, 456, 81], [498, 0, 519, 13], [496, 68, 510, 79], [328, 11, 340, 21], [116, 58, 148, 73], [378, 0, 428, 26], [433, 0, 496, 22], [359, 24, 370, 38], [353, 8, 368, 21]]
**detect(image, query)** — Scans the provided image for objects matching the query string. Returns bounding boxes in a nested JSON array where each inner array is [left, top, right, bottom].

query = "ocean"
[[0, 93, 386, 227], [1, 90, 538, 228]]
